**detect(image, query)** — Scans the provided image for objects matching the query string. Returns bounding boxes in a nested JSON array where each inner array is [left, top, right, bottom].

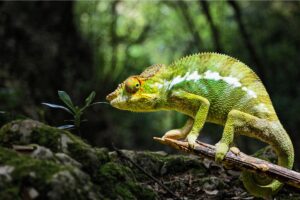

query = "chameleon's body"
[[106, 53, 294, 198]]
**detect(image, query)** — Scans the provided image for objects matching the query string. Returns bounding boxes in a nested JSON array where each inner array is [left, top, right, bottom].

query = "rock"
[[0, 119, 299, 199], [54, 153, 82, 168], [96, 162, 156, 200], [0, 120, 110, 176], [27, 187, 39, 199], [0, 147, 100, 200], [0, 120, 156, 199], [110, 150, 206, 177], [47, 169, 98, 200], [0, 165, 14, 184], [30, 145, 54, 160]]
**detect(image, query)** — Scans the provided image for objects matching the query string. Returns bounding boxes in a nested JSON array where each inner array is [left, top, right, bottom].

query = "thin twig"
[[111, 144, 182, 200], [153, 137, 300, 190]]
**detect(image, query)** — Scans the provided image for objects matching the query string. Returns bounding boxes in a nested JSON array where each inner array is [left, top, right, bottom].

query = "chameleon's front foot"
[[215, 142, 229, 163], [186, 132, 198, 148], [162, 129, 184, 140]]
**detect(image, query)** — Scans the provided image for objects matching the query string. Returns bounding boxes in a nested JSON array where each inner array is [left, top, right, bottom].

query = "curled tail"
[[242, 125, 294, 198]]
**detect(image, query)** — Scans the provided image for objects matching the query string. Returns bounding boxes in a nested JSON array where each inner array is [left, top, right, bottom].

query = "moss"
[[0, 120, 85, 152], [115, 151, 207, 178], [0, 147, 100, 199], [97, 162, 156, 200], [0, 120, 61, 150], [162, 154, 206, 174], [0, 187, 19, 200], [0, 120, 110, 175], [67, 142, 109, 179], [127, 181, 157, 199], [30, 126, 62, 152], [0, 147, 62, 199], [0, 121, 25, 147]]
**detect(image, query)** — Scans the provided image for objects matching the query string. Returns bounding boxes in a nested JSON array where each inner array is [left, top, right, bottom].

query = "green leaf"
[[90, 101, 110, 106], [85, 91, 96, 107], [41, 103, 73, 114], [57, 124, 75, 130], [58, 91, 75, 112]]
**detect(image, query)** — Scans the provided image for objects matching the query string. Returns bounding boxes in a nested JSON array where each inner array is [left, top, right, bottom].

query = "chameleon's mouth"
[[106, 94, 129, 109], [106, 92, 116, 102], [106, 93, 118, 107], [106, 83, 124, 103]]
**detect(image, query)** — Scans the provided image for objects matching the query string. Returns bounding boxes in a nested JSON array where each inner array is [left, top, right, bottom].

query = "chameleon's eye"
[[125, 77, 140, 94]]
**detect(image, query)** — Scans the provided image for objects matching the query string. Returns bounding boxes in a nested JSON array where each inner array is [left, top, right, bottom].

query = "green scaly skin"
[[106, 53, 294, 198]]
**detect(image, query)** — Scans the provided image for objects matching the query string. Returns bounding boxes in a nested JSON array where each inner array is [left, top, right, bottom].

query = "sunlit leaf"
[[58, 91, 75, 112], [41, 103, 73, 114]]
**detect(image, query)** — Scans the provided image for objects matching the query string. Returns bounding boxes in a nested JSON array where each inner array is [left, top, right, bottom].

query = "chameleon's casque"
[[106, 52, 294, 198]]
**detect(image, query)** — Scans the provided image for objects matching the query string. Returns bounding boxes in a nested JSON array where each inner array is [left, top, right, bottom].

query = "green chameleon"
[[106, 53, 294, 198]]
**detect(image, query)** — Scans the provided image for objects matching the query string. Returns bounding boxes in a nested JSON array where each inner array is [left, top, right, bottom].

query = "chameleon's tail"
[[241, 124, 294, 199]]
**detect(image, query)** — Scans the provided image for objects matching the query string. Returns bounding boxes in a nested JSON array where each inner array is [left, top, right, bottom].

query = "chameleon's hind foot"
[[230, 146, 240, 156], [215, 142, 229, 163]]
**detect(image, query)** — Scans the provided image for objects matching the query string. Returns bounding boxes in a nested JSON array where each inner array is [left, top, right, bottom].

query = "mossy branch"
[[153, 137, 300, 190]]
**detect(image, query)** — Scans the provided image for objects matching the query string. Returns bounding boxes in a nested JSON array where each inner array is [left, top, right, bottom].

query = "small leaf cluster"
[[42, 91, 105, 132]]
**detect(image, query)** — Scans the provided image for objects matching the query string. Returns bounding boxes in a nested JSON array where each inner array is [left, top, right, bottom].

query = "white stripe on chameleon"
[[169, 76, 186, 88], [203, 70, 221, 81], [167, 70, 257, 99], [253, 103, 270, 113], [169, 71, 201, 89], [242, 87, 257, 98], [186, 71, 201, 81], [223, 76, 242, 87], [203, 70, 242, 88]]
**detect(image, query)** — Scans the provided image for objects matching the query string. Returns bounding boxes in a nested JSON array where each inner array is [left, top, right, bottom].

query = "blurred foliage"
[[1, 1, 300, 166]]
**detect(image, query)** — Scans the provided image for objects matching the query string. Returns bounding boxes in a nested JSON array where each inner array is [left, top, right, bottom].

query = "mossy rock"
[[0, 120, 109, 179], [0, 119, 89, 151], [96, 162, 156, 200], [0, 147, 100, 200], [110, 150, 207, 178], [0, 120, 157, 199], [1, 120, 298, 199]]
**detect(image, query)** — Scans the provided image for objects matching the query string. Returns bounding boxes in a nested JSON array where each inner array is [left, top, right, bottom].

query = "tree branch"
[[175, 1, 203, 49], [199, 0, 222, 52], [109, 0, 120, 76], [227, 0, 267, 84], [153, 137, 300, 189]]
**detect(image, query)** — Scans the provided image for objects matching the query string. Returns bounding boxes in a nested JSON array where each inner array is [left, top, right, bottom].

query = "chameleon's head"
[[106, 64, 166, 112]]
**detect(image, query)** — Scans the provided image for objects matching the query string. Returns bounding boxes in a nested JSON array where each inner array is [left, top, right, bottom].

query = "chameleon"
[[106, 52, 294, 198]]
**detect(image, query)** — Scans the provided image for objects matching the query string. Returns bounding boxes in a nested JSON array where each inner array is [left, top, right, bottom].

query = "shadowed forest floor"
[[0, 119, 299, 199]]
